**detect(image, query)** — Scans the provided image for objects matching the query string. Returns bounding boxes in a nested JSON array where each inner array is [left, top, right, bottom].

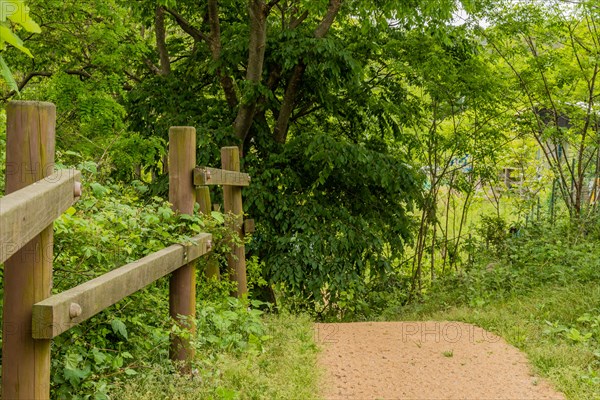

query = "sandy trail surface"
[[316, 321, 565, 400]]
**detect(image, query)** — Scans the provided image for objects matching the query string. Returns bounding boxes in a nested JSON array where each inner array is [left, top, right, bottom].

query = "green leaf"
[[0, 0, 42, 33], [111, 319, 128, 340], [112, 355, 124, 369], [0, 55, 18, 93], [211, 211, 225, 224], [0, 25, 33, 57], [64, 352, 83, 370], [94, 392, 109, 400], [1, 0, 41, 32], [215, 387, 238, 400], [91, 348, 107, 365], [64, 367, 89, 385], [90, 182, 109, 197]]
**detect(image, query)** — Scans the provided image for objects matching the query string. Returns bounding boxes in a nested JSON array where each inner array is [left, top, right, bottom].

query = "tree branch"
[[290, 10, 309, 29], [64, 69, 92, 78], [233, 0, 268, 142], [314, 0, 342, 38], [155, 5, 171, 75], [143, 58, 161, 75], [273, 0, 343, 143], [1, 72, 50, 100], [273, 63, 305, 143], [266, 64, 283, 90], [1, 69, 96, 101], [124, 70, 142, 83], [267, 0, 282, 11], [292, 103, 323, 121], [164, 7, 208, 43], [208, 0, 238, 108], [207, 0, 221, 56]]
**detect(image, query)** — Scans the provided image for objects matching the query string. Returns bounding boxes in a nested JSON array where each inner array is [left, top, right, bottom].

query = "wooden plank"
[[0, 169, 81, 264], [168, 126, 197, 372], [221, 147, 247, 297], [31, 233, 212, 339], [194, 167, 250, 187], [2, 101, 55, 400]]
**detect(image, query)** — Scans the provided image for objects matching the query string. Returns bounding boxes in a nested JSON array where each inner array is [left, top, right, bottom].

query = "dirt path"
[[316, 321, 565, 400]]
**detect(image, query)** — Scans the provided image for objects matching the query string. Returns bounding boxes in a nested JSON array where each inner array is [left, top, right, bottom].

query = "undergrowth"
[[0, 163, 320, 399], [111, 311, 320, 400]]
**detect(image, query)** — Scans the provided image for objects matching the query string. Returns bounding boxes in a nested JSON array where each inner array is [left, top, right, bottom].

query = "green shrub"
[[245, 132, 422, 316], [45, 168, 241, 398]]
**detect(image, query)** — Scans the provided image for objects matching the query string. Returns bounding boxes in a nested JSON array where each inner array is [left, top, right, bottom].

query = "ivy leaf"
[[158, 206, 174, 220], [64, 352, 83, 369]]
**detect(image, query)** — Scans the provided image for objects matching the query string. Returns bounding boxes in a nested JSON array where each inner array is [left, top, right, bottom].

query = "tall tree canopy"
[[0, 0, 495, 310]]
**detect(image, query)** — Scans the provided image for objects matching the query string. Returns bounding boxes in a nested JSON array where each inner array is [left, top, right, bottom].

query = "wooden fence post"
[[195, 186, 220, 279], [221, 146, 247, 297], [168, 127, 196, 372], [2, 101, 55, 399]]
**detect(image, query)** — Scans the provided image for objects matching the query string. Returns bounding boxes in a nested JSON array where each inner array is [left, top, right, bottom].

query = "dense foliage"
[[245, 132, 420, 314], [0, 0, 492, 311], [1, 0, 600, 397]]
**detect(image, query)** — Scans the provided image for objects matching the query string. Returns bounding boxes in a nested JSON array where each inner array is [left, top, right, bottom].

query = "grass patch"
[[111, 312, 320, 400], [398, 282, 600, 400], [442, 350, 454, 358]]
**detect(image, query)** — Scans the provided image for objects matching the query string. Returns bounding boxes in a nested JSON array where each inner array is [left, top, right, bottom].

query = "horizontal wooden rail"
[[31, 233, 212, 339], [0, 169, 81, 264], [194, 167, 250, 187]]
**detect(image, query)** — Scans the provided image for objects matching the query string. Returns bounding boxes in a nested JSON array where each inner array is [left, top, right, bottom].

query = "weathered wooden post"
[[168, 126, 196, 372], [221, 146, 247, 297], [195, 186, 220, 279], [2, 101, 55, 399]]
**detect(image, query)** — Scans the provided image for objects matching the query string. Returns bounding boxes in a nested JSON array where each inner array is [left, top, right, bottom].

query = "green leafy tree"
[[121, 0, 495, 310], [483, 0, 600, 217], [1, 0, 495, 311]]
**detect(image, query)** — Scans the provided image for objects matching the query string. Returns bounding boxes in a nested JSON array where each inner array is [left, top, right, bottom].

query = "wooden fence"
[[0, 101, 252, 399]]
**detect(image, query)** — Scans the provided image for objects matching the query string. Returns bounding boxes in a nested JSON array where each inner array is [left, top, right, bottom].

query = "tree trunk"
[[155, 6, 171, 76], [233, 0, 268, 143], [271, 0, 342, 144]]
